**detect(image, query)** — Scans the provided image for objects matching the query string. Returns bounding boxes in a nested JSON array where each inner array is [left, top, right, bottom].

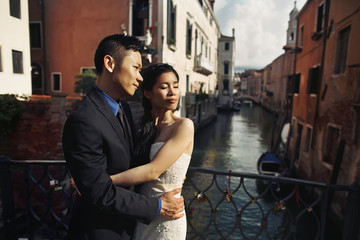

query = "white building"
[[130, 0, 220, 119], [217, 29, 236, 110], [0, 0, 32, 95]]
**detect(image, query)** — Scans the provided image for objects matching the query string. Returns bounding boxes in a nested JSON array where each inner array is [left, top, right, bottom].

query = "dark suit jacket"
[[62, 87, 158, 240]]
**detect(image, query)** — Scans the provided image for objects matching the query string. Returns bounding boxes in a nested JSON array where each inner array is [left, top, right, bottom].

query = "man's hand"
[[160, 188, 185, 219]]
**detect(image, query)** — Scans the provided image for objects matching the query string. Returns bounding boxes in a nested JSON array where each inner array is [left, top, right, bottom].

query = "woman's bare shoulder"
[[175, 117, 194, 133]]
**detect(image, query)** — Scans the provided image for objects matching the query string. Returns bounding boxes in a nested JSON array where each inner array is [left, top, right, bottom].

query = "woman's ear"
[[104, 55, 115, 73], [143, 90, 152, 99]]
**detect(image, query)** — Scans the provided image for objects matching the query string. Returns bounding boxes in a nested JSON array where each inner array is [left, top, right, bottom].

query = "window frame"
[[307, 66, 320, 95], [315, 2, 325, 33], [9, 0, 21, 19], [12, 49, 23, 74], [52, 72, 62, 92], [0, 46, 2, 72], [30, 22, 42, 49], [334, 25, 351, 75], [167, 0, 177, 46], [322, 124, 341, 165]]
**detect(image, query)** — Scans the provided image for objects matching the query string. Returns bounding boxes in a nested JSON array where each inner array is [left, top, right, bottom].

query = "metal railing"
[[0, 157, 359, 240]]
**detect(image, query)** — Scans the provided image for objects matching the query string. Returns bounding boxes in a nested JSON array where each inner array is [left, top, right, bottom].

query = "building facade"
[[217, 30, 236, 110], [287, 0, 360, 220], [0, 0, 32, 95], [28, 0, 220, 122]]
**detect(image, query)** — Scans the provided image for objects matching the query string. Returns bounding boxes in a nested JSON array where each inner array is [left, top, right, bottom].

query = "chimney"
[[232, 28, 235, 37]]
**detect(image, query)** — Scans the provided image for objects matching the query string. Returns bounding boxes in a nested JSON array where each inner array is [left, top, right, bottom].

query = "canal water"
[[183, 105, 298, 239]]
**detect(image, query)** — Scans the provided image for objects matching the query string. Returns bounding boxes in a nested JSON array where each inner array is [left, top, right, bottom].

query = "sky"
[[214, 0, 306, 71]]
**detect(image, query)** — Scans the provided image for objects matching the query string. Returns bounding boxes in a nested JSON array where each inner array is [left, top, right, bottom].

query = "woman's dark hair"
[[133, 63, 179, 166], [94, 34, 144, 75]]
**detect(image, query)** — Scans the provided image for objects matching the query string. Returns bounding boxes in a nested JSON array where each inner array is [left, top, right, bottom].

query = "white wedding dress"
[[133, 142, 191, 240]]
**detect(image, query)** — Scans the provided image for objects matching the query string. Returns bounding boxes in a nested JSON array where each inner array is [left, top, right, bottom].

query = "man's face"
[[112, 50, 143, 98]]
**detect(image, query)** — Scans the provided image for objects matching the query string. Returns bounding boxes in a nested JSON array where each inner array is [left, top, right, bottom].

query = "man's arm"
[[62, 113, 159, 224]]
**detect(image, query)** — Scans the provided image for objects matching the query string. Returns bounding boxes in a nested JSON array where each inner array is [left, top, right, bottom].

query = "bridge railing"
[[0, 157, 359, 240]]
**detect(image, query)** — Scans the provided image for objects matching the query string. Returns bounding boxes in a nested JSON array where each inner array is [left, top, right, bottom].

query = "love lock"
[[195, 192, 206, 202], [224, 190, 233, 203], [274, 201, 286, 211], [49, 179, 63, 191]]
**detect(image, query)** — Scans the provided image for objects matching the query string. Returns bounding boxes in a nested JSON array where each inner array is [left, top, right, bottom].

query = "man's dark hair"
[[94, 34, 144, 75]]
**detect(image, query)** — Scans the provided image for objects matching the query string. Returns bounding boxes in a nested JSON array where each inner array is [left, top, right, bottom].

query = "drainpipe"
[[312, 0, 330, 145], [41, 0, 48, 95]]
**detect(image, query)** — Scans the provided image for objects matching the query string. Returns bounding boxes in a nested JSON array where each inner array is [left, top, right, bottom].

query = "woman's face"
[[145, 71, 180, 112]]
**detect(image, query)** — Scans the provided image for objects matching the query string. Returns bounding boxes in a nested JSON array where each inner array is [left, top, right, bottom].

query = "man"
[[62, 34, 184, 240]]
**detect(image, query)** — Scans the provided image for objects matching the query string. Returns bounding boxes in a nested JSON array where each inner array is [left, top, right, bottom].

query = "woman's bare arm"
[[111, 118, 194, 186]]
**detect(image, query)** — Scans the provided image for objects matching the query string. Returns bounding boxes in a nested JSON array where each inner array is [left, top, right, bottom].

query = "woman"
[[110, 63, 194, 240]]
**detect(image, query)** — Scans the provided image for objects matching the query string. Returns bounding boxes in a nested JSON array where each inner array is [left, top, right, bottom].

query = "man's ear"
[[104, 55, 115, 73]]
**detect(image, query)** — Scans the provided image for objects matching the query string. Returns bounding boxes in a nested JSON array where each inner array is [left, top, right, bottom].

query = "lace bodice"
[[133, 142, 191, 240]]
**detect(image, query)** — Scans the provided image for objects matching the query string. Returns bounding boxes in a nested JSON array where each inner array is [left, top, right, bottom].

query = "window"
[[12, 50, 23, 74], [323, 125, 340, 165], [224, 62, 229, 75], [81, 67, 96, 74], [225, 42, 230, 50], [31, 64, 43, 89], [186, 20, 192, 55], [291, 73, 300, 94], [316, 3, 325, 32], [30, 22, 42, 48], [307, 66, 320, 94], [0, 47, 2, 72], [299, 26, 304, 47], [223, 79, 229, 91], [132, 0, 149, 36], [304, 126, 312, 152], [10, 0, 21, 18], [294, 122, 303, 162], [290, 32, 294, 41], [334, 26, 351, 74], [167, 0, 177, 45], [186, 75, 189, 92], [52, 73, 61, 91]]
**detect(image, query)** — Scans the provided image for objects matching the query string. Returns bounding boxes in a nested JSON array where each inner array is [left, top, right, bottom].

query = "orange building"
[[29, 0, 132, 96], [288, 0, 360, 222], [288, 0, 328, 173]]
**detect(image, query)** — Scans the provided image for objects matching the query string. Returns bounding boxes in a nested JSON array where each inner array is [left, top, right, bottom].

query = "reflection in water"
[[191, 106, 274, 172]]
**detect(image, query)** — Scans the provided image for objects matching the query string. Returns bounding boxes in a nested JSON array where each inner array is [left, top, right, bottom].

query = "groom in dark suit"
[[62, 34, 184, 240]]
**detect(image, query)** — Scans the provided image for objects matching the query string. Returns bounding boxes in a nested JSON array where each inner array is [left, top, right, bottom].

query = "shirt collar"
[[93, 84, 119, 116]]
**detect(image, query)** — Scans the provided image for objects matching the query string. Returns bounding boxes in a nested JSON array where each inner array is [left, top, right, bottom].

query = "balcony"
[[194, 54, 213, 76]]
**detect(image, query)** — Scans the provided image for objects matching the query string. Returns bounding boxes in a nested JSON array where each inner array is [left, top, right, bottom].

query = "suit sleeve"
[[62, 114, 158, 224]]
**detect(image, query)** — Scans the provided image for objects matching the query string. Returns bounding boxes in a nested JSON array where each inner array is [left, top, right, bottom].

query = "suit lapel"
[[88, 88, 131, 154]]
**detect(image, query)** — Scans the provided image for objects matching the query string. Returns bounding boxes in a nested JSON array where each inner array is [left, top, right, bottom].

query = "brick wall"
[[0, 94, 80, 160]]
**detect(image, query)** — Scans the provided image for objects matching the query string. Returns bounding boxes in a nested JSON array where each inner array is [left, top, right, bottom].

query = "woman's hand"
[[70, 178, 81, 196]]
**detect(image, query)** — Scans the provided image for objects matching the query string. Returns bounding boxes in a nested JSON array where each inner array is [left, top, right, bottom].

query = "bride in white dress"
[[110, 63, 194, 240]]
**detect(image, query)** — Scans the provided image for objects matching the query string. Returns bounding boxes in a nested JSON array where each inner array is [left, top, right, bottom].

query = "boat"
[[231, 102, 241, 111], [257, 152, 285, 176]]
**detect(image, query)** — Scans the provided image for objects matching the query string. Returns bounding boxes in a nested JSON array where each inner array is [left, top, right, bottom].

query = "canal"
[[190, 105, 274, 173], [183, 105, 285, 239]]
